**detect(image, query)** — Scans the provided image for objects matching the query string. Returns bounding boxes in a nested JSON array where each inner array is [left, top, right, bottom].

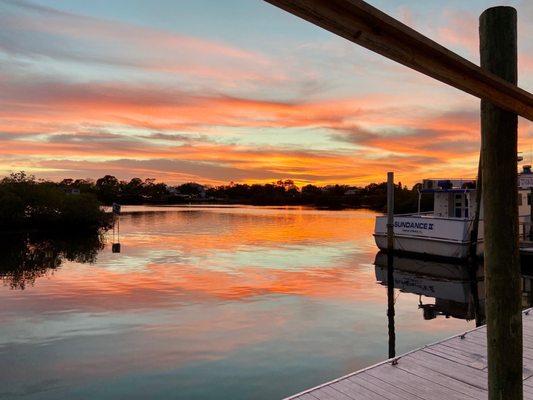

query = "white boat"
[[374, 166, 533, 260]]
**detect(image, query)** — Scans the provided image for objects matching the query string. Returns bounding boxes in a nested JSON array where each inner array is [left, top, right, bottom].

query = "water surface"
[[0, 206, 477, 399]]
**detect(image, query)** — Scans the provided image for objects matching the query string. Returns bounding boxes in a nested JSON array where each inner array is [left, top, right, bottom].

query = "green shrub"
[[0, 172, 111, 232]]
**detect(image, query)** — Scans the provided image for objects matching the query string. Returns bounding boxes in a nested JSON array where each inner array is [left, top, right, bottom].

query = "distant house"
[[198, 186, 206, 199], [344, 189, 359, 196]]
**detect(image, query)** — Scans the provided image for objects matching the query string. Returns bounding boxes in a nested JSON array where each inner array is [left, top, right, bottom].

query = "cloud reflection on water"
[[0, 206, 473, 400]]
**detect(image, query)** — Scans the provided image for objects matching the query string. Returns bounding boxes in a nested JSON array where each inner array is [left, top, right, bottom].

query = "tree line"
[[0, 172, 431, 232], [57, 175, 429, 213]]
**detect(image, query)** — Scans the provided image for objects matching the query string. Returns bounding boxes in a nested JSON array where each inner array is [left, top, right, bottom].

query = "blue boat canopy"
[[420, 188, 476, 194]]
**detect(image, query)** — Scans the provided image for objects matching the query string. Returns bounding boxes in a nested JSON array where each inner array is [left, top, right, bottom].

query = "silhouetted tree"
[[95, 175, 120, 204]]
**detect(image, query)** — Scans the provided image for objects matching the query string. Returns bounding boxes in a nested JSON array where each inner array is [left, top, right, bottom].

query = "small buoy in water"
[[112, 243, 121, 253]]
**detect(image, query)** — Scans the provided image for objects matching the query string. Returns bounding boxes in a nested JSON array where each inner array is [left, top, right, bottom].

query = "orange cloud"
[[1, 1, 531, 186], [1, 75, 530, 186]]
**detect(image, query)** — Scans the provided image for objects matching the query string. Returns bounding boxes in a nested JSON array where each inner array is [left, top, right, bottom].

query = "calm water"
[[0, 206, 479, 399]]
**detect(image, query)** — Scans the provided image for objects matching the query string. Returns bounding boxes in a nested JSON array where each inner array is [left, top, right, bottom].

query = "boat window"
[[529, 193, 532, 206], [454, 194, 463, 218], [452, 193, 471, 218], [519, 193, 523, 206]]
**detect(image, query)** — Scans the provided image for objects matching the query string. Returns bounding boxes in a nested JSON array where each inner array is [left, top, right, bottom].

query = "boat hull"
[[374, 214, 483, 260], [374, 234, 483, 260]]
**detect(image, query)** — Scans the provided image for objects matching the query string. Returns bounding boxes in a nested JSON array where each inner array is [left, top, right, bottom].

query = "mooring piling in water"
[[386, 172, 395, 359]]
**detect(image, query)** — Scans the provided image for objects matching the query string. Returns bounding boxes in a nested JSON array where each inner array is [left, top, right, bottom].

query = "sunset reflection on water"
[[0, 206, 473, 400]]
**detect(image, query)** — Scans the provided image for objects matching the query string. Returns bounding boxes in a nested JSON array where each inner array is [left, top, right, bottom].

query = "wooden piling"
[[530, 188, 533, 238], [386, 172, 395, 359], [480, 7, 522, 400], [469, 158, 483, 264], [387, 172, 394, 250]]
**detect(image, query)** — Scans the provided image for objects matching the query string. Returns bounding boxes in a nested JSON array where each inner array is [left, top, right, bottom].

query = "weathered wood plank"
[[330, 378, 389, 400], [406, 350, 488, 390], [364, 363, 470, 400], [457, 330, 533, 367], [393, 355, 486, 399], [296, 394, 320, 400], [264, 0, 533, 120], [312, 386, 354, 400], [349, 373, 418, 400], [358, 369, 428, 400], [440, 336, 489, 356], [424, 342, 486, 370], [462, 328, 533, 352]]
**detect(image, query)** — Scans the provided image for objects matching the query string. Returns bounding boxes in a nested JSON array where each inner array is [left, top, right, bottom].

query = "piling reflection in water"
[[0, 233, 105, 290], [386, 251, 395, 359], [375, 251, 533, 351]]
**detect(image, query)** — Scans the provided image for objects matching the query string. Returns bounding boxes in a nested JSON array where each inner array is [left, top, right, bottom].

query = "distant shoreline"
[[104, 201, 384, 211], [1, 173, 433, 233], [104, 203, 382, 212]]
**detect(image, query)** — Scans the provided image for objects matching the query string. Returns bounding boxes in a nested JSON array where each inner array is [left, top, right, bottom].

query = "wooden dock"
[[285, 309, 533, 400]]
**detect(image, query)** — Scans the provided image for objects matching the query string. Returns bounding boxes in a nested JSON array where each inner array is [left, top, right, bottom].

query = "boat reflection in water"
[[375, 251, 533, 357], [375, 252, 484, 325], [0, 233, 105, 290], [375, 251, 533, 325]]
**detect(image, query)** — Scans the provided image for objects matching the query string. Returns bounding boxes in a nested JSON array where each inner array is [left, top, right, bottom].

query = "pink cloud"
[[0, 0, 287, 86]]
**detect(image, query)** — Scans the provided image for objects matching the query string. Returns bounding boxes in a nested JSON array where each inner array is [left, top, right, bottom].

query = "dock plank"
[[364, 363, 470, 400], [295, 394, 319, 400], [350, 373, 419, 400], [329, 378, 389, 400], [284, 309, 533, 400], [393, 353, 486, 399], [312, 386, 354, 400], [423, 343, 486, 369]]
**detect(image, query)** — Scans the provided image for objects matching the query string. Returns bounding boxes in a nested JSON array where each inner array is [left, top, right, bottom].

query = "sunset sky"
[[1, 0, 532, 187]]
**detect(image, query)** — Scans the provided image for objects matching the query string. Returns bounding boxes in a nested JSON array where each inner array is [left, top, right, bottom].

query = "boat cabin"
[[421, 179, 478, 219], [519, 165, 533, 223], [421, 165, 533, 222]]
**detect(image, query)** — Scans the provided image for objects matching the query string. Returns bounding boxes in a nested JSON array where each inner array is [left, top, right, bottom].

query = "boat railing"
[[392, 211, 433, 217], [376, 212, 475, 222]]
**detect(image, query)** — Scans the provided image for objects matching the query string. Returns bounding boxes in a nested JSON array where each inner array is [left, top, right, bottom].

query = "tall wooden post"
[[386, 172, 395, 359], [530, 188, 533, 238], [480, 7, 522, 400], [469, 158, 483, 264], [387, 172, 394, 251]]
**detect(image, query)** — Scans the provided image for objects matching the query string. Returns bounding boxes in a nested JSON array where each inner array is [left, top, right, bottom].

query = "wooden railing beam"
[[264, 0, 533, 120]]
